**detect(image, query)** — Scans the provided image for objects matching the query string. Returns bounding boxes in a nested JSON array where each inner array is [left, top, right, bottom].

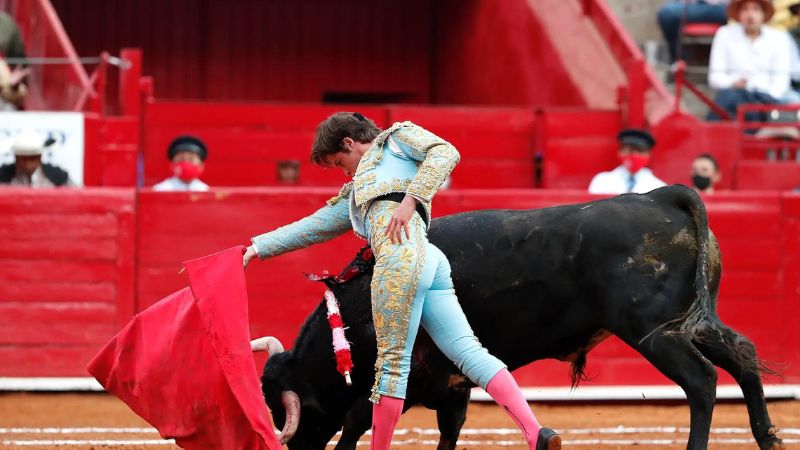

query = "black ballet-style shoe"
[[536, 427, 561, 450]]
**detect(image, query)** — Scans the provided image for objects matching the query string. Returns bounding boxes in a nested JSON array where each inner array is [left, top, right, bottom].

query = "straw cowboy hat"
[[10, 129, 53, 156], [728, 0, 775, 21]]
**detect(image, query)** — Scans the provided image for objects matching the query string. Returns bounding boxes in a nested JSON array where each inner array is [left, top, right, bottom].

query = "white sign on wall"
[[0, 112, 85, 186]]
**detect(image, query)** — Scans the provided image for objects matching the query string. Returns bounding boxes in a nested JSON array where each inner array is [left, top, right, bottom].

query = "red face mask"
[[171, 161, 203, 183], [620, 153, 650, 174]]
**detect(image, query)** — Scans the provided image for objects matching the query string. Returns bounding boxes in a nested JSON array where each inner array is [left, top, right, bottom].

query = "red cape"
[[87, 246, 282, 449]]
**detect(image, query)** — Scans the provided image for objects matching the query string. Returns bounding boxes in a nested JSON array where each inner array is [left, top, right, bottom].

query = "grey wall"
[[606, 0, 667, 44]]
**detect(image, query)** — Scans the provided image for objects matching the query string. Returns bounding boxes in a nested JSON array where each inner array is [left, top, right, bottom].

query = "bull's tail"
[[672, 186, 714, 338], [652, 186, 767, 375]]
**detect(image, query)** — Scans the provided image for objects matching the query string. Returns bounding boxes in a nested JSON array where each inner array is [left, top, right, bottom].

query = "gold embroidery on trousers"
[[366, 200, 427, 402]]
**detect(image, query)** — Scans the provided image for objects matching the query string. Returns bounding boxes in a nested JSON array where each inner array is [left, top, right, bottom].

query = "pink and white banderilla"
[[324, 289, 353, 386]]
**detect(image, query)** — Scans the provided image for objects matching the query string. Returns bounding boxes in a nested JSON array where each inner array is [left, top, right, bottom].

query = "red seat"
[[682, 23, 721, 37]]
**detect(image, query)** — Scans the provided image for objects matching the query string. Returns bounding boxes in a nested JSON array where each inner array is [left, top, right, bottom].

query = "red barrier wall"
[[84, 113, 140, 187], [0, 189, 135, 376], [132, 189, 800, 386], [141, 102, 539, 189], [140, 102, 387, 188], [538, 109, 622, 189], [2, 188, 798, 387]]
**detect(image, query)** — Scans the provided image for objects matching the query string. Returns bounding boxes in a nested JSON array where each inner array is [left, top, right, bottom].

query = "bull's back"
[[426, 186, 704, 365]]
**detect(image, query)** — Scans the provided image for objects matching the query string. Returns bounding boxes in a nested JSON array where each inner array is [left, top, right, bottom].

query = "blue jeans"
[[365, 200, 505, 402], [658, 1, 728, 62], [707, 88, 779, 121]]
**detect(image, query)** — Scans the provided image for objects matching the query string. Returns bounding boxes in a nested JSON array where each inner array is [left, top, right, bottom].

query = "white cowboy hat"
[[10, 129, 50, 156]]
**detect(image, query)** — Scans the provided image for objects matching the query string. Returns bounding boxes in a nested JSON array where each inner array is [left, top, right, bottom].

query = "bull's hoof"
[[536, 428, 561, 450], [764, 440, 785, 450], [760, 426, 785, 450]]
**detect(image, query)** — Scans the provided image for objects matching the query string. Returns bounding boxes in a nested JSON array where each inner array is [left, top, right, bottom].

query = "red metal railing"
[[4, 0, 91, 111], [581, 0, 673, 127], [736, 104, 800, 161], [672, 60, 732, 120]]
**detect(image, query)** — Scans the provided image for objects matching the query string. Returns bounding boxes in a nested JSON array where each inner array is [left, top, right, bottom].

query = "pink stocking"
[[370, 395, 404, 450], [485, 369, 543, 448]]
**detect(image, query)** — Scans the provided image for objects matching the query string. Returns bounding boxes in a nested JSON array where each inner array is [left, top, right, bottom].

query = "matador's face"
[[326, 137, 373, 178]]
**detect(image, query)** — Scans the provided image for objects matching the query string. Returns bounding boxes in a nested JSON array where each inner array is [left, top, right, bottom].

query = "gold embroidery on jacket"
[[391, 125, 460, 202], [326, 181, 354, 206], [353, 122, 407, 179], [405, 144, 459, 202]]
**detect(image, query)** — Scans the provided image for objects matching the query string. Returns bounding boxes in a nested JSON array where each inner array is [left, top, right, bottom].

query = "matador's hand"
[[243, 245, 258, 268], [386, 195, 418, 244]]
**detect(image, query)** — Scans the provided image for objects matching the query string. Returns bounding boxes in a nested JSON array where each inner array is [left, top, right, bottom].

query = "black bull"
[[258, 186, 784, 450]]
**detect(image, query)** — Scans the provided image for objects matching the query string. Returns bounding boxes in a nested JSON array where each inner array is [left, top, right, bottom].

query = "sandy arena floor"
[[0, 393, 797, 449]]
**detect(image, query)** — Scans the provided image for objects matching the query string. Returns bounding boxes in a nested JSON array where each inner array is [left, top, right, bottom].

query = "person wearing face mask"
[[691, 153, 722, 193], [153, 135, 209, 192], [588, 128, 666, 195]]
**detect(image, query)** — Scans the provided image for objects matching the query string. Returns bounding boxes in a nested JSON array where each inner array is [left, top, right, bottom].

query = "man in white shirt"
[[707, 0, 792, 120], [588, 129, 667, 195], [153, 135, 210, 192]]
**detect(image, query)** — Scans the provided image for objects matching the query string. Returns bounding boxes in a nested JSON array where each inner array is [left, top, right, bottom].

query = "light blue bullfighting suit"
[[252, 122, 505, 402]]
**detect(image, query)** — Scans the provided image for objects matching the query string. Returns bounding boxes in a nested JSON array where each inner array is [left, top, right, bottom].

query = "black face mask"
[[692, 174, 712, 190]]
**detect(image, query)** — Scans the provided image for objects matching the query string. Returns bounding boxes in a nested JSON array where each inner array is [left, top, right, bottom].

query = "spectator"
[[588, 129, 667, 194], [691, 153, 722, 193], [0, 129, 73, 188], [782, 1, 800, 100], [0, 12, 25, 60], [0, 58, 27, 110], [707, 0, 793, 120], [658, 0, 729, 64], [153, 136, 210, 191], [0, 12, 27, 110], [277, 160, 300, 184]]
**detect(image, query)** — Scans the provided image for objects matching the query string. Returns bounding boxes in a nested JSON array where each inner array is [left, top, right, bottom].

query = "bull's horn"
[[250, 336, 285, 355], [278, 390, 300, 444]]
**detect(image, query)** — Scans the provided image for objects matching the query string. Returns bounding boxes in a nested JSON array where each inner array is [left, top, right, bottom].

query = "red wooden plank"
[[0, 261, 118, 283], [388, 106, 536, 160], [389, 106, 536, 132], [0, 281, 116, 303], [451, 160, 534, 188], [540, 109, 622, 138], [543, 138, 618, 189], [707, 212, 782, 238], [0, 302, 117, 345], [0, 345, 106, 377], [0, 188, 135, 213], [718, 271, 782, 299], [0, 214, 119, 239], [716, 299, 787, 330], [717, 238, 782, 270], [115, 206, 137, 327], [0, 238, 117, 261], [783, 194, 800, 217], [735, 161, 800, 191]]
